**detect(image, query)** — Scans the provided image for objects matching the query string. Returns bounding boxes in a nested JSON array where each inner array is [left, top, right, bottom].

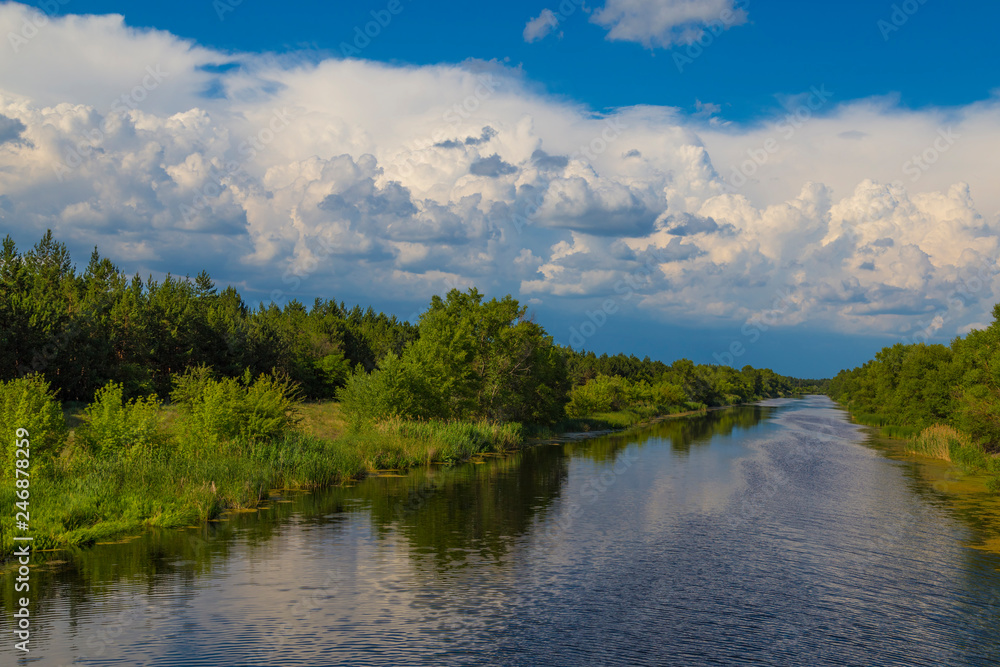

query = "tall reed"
[[910, 424, 967, 461]]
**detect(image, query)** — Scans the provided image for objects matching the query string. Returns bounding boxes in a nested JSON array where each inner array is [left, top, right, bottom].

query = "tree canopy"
[[829, 303, 1000, 449], [2, 232, 806, 423]]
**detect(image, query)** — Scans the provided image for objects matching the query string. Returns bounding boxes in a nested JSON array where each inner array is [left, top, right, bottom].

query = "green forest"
[[829, 303, 1000, 489], [0, 232, 811, 557]]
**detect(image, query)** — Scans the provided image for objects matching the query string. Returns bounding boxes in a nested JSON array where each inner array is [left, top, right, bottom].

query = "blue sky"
[[2, 0, 999, 377], [46, 0, 1000, 120]]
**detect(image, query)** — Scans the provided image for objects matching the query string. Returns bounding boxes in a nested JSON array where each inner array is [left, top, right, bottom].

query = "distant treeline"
[[567, 352, 825, 407], [829, 303, 1000, 450], [1, 232, 810, 418]]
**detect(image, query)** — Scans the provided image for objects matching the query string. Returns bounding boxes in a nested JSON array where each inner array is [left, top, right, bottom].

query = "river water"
[[4, 395, 1000, 666]]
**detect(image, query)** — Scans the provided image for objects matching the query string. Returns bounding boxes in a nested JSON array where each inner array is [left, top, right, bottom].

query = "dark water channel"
[[4, 396, 1000, 665]]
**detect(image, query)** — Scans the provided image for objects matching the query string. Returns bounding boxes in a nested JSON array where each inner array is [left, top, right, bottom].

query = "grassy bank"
[[0, 397, 525, 560], [846, 411, 922, 439], [908, 424, 1000, 492], [528, 402, 706, 438], [1, 401, 707, 560], [839, 404, 1000, 493], [0, 384, 747, 561]]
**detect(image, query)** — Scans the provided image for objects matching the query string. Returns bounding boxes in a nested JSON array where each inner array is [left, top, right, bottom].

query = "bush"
[[565, 374, 630, 417], [171, 367, 301, 454], [313, 352, 351, 394], [77, 382, 163, 460], [565, 375, 689, 419], [0, 374, 67, 477], [338, 353, 437, 425], [954, 385, 1000, 453], [651, 381, 687, 406]]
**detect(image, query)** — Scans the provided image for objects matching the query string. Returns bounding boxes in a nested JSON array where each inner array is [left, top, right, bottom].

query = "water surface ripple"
[[3, 396, 999, 665]]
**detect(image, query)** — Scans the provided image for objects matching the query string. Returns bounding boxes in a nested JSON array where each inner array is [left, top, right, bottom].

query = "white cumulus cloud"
[[0, 2, 998, 343]]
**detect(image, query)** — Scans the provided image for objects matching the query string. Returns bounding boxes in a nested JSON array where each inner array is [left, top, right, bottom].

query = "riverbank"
[[1, 400, 713, 561], [838, 404, 1000, 491], [528, 403, 708, 440], [862, 429, 1000, 556]]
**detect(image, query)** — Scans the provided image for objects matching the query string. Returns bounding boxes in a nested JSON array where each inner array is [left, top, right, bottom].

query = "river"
[[4, 395, 1000, 665]]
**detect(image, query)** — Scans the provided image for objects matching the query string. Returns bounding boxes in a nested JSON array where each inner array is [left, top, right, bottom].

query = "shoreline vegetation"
[[830, 302, 1000, 493], [0, 390, 739, 561], [0, 377, 787, 560], [0, 232, 820, 560]]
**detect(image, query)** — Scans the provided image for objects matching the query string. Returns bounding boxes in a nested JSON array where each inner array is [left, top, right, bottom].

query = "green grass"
[[0, 401, 533, 559], [349, 417, 523, 467], [848, 412, 921, 439], [851, 412, 895, 427], [0, 431, 366, 556], [881, 424, 921, 438], [0, 397, 712, 560], [299, 400, 349, 441], [62, 401, 89, 432]]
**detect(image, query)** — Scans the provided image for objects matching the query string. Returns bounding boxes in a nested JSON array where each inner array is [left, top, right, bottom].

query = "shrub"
[[954, 385, 1000, 453], [171, 367, 301, 454], [77, 382, 163, 460], [313, 352, 351, 394], [565, 374, 630, 417], [371, 417, 524, 462], [0, 374, 67, 477], [241, 373, 302, 441], [651, 381, 687, 406], [338, 353, 437, 425]]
